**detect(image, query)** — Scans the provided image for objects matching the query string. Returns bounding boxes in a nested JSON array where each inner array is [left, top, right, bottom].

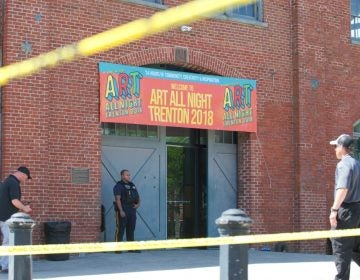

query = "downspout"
[[0, 0, 5, 176]]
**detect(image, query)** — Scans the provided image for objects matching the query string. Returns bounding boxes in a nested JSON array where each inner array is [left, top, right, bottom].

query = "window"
[[226, 0, 262, 21], [354, 120, 360, 138], [102, 123, 158, 138], [353, 120, 360, 160], [141, 0, 162, 4], [125, 0, 163, 6], [351, 0, 360, 41], [215, 131, 237, 144], [166, 127, 207, 145], [354, 139, 360, 160]]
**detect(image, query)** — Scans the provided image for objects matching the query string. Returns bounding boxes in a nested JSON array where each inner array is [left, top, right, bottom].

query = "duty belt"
[[342, 201, 360, 207]]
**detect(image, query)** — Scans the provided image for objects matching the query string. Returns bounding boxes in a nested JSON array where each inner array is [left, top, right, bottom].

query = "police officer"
[[113, 169, 140, 252], [329, 134, 360, 280]]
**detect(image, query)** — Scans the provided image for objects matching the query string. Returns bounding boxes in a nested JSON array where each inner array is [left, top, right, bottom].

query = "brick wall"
[[292, 1, 360, 252], [2, 0, 103, 244], [1, 0, 359, 253], [0, 0, 3, 67]]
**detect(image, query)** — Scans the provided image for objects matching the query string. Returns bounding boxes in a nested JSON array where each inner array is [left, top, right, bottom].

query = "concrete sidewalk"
[[1, 248, 360, 280]]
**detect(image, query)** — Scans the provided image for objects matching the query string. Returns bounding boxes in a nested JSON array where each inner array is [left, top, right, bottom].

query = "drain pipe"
[[0, 0, 5, 177]]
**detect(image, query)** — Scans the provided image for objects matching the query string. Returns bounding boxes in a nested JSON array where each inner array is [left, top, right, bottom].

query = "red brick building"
[[0, 0, 359, 253]]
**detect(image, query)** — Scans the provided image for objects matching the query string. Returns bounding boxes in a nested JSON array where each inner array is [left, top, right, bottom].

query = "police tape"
[[0, 0, 256, 86], [1, 228, 360, 256]]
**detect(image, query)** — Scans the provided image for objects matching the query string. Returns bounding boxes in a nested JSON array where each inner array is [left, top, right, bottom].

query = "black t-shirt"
[[0, 175, 21, 221]]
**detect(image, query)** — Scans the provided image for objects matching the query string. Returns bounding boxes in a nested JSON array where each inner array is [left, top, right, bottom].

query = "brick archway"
[[118, 46, 242, 77], [118, 46, 259, 235]]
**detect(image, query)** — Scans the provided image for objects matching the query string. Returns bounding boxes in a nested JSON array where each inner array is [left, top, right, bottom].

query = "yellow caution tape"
[[0, 0, 256, 86], [0, 228, 359, 256]]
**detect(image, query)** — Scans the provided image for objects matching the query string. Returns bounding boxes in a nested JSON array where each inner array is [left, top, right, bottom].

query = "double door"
[[101, 127, 236, 241]]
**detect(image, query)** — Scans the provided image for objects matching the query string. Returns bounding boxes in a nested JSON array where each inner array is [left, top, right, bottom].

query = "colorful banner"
[[99, 62, 257, 132]]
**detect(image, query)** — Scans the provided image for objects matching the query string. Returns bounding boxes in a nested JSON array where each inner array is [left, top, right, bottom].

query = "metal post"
[[216, 209, 252, 280], [7, 212, 36, 280]]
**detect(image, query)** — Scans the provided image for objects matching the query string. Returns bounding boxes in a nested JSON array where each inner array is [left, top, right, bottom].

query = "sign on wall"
[[99, 62, 257, 132]]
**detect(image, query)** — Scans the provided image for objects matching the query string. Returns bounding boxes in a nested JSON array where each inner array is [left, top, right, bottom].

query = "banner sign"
[[99, 62, 257, 132]]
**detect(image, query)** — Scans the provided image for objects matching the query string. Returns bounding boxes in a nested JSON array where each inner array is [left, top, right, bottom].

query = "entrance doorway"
[[101, 125, 237, 241], [166, 127, 207, 239]]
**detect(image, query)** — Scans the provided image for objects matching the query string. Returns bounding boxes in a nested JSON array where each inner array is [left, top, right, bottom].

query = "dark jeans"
[[353, 235, 360, 266], [115, 206, 137, 242], [331, 204, 360, 280]]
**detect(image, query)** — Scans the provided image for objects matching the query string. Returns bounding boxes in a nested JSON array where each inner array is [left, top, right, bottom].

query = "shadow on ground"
[[16, 248, 335, 279]]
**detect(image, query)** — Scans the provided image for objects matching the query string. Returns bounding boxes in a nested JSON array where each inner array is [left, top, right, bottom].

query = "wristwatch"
[[331, 208, 339, 212]]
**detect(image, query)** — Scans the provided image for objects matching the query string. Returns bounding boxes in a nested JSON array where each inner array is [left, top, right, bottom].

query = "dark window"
[[102, 123, 158, 138], [354, 139, 360, 160], [354, 120, 360, 160], [143, 0, 163, 4], [226, 0, 262, 21], [166, 127, 207, 145], [354, 121, 360, 137], [215, 131, 237, 144], [351, 0, 360, 41]]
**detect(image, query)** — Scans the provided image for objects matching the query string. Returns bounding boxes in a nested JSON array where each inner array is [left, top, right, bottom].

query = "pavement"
[[1, 248, 360, 280]]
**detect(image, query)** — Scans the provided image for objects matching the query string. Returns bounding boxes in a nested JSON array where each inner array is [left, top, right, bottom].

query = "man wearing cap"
[[0, 166, 32, 273], [329, 134, 360, 280], [113, 169, 141, 253]]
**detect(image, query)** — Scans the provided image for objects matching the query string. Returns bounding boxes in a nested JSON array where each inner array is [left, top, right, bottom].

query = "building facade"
[[0, 0, 359, 252]]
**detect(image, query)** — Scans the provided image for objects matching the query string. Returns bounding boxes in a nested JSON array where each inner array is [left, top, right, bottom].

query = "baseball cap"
[[329, 134, 354, 148], [17, 166, 32, 179]]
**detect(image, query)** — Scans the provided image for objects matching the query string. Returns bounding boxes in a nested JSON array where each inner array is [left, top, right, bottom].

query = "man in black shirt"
[[113, 169, 140, 252], [0, 166, 32, 273]]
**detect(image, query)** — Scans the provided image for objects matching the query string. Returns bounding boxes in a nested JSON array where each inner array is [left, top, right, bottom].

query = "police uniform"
[[113, 180, 140, 242]]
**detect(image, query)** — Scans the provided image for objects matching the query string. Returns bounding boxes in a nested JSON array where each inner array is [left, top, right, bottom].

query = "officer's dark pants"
[[352, 235, 360, 266], [115, 205, 137, 242], [331, 203, 360, 280]]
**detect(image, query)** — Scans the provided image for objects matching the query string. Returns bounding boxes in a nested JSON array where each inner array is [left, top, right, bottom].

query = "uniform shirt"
[[113, 180, 139, 206], [335, 154, 360, 203], [0, 175, 21, 221]]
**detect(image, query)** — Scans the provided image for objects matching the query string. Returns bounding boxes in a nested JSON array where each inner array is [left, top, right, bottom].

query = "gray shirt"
[[335, 154, 360, 203]]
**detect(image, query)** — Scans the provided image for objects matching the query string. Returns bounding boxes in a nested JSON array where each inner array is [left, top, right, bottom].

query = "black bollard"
[[7, 212, 36, 280], [215, 209, 252, 280]]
